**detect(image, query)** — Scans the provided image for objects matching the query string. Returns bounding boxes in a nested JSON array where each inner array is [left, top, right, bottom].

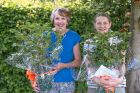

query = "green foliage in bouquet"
[[84, 30, 131, 68], [9, 21, 63, 66], [7, 21, 64, 92]]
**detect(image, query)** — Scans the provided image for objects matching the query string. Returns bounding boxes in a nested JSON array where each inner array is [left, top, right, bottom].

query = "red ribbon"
[[26, 70, 52, 86]]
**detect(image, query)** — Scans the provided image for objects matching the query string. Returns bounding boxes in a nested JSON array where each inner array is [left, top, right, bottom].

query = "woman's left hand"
[[50, 63, 66, 75], [103, 77, 123, 89]]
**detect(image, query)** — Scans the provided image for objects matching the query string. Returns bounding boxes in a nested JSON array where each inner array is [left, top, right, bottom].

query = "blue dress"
[[46, 29, 82, 82]]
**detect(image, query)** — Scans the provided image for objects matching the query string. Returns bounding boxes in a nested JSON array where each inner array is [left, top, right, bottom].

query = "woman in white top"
[[84, 13, 126, 93]]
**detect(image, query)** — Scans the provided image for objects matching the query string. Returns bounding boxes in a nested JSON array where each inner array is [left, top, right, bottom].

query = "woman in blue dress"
[[31, 7, 82, 93]]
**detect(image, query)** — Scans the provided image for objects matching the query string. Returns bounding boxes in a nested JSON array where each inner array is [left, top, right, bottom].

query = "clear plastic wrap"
[[7, 49, 54, 92]]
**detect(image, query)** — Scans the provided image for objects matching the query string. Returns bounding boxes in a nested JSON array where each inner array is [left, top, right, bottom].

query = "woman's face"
[[53, 12, 68, 31], [94, 16, 111, 34]]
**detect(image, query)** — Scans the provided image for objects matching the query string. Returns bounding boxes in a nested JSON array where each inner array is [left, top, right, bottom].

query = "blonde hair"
[[50, 7, 71, 23]]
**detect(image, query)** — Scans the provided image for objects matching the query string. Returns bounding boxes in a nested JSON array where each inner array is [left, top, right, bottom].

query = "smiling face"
[[50, 7, 71, 33], [94, 16, 112, 34], [53, 12, 68, 32]]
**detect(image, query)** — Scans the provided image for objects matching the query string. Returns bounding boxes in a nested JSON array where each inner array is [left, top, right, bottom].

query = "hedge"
[[0, 0, 130, 93]]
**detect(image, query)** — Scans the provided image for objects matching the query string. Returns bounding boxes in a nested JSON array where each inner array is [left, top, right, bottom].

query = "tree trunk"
[[126, 1, 140, 93]]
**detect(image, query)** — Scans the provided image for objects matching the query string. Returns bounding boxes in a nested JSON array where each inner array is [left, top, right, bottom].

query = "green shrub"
[[0, 0, 130, 93]]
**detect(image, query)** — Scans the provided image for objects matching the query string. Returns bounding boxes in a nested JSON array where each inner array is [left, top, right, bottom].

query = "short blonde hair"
[[50, 7, 71, 23]]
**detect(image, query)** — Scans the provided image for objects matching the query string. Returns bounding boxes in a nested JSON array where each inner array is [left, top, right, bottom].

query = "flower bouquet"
[[77, 31, 131, 81], [6, 22, 62, 92]]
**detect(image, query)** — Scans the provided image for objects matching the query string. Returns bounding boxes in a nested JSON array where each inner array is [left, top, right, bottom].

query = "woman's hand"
[[50, 43, 81, 75], [91, 76, 123, 89], [91, 76, 109, 88], [30, 81, 40, 92], [50, 63, 66, 75], [102, 77, 123, 89]]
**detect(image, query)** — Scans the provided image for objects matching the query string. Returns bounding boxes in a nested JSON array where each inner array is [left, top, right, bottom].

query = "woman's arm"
[[119, 51, 126, 79], [64, 42, 82, 67], [30, 80, 40, 92], [51, 43, 81, 75], [84, 54, 108, 88], [102, 51, 126, 89]]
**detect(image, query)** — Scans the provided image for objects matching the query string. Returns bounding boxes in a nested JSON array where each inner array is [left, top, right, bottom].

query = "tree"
[[126, 0, 140, 93]]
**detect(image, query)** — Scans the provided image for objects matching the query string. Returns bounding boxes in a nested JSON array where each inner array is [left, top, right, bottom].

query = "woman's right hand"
[[30, 81, 40, 92], [91, 76, 107, 88], [92, 76, 123, 90], [103, 77, 123, 89]]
